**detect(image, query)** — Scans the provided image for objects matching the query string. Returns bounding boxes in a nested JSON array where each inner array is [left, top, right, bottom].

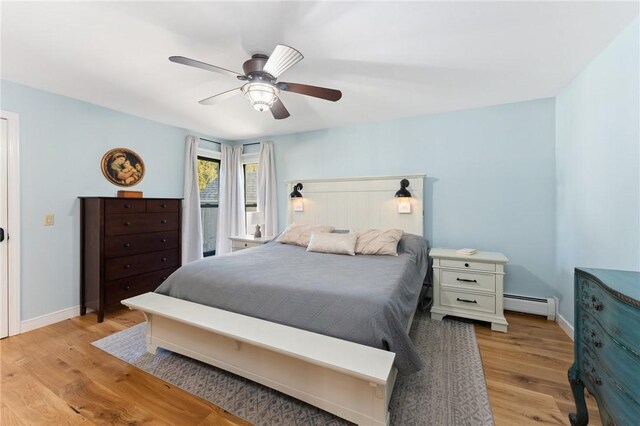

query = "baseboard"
[[557, 313, 574, 341], [20, 305, 82, 333]]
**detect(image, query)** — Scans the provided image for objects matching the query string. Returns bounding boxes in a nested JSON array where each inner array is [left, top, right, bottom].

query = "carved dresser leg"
[[568, 365, 589, 426]]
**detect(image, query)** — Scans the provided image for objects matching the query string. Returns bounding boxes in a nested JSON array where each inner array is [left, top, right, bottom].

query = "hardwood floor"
[[1, 309, 600, 425]]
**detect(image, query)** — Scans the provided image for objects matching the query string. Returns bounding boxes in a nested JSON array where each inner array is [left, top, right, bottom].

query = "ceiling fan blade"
[[169, 56, 246, 79], [199, 87, 242, 105], [271, 98, 290, 120], [263, 45, 303, 78], [277, 82, 342, 102]]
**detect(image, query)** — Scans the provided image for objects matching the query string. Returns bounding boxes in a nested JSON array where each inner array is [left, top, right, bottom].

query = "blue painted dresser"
[[569, 268, 640, 425]]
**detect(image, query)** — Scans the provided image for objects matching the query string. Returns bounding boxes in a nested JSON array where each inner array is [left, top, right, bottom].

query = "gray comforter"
[[155, 233, 429, 375]]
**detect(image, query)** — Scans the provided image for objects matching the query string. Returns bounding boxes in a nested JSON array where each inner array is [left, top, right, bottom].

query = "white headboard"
[[286, 174, 425, 235]]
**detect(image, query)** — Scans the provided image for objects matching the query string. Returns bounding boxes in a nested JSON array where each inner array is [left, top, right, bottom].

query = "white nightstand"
[[229, 235, 271, 252], [430, 248, 509, 333]]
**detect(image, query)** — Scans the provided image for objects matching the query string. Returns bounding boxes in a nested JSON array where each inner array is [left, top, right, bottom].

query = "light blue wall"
[[242, 98, 557, 298], [555, 18, 640, 327], [0, 80, 194, 321]]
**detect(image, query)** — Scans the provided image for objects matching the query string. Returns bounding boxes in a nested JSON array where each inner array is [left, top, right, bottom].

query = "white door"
[[0, 118, 8, 338]]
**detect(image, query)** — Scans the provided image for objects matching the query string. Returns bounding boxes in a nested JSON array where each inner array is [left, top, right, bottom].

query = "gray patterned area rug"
[[93, 311, 493, 425]]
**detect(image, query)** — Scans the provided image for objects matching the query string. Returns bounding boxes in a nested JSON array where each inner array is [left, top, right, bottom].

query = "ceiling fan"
[[170, 45, 342, 120]]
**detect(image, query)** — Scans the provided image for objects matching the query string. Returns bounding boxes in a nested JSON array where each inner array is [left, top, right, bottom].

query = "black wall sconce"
[[394, 179, 412, 213], [289, 182, 303, 198], [290, 183, 304, 212]]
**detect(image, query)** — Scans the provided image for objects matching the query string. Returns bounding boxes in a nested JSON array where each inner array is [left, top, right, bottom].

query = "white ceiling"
[[1, 1, 637, 141]]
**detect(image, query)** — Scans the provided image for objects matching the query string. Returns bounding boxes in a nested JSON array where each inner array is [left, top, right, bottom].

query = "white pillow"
[[355, 229, 403, 256], [276, 223, 335, 247], [307, 231, 357, 256]]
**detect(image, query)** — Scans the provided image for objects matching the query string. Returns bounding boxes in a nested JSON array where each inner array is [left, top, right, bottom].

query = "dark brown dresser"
[[79, 197, 182, 322]]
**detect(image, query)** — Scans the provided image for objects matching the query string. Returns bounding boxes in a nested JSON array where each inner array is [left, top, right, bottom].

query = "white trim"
[[242, 152, 259, 164], [287, 173, 426, 184], [1, 110, 21, 336], [197, 147, 221, 160], [20, 305, 82, 333], [557, 313, 574, 341]]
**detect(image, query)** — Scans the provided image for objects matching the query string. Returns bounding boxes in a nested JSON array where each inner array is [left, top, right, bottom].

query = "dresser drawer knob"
[[124, 222, 131, 227], [161, 219, 168, 224], [161, 257, 167, 262], [160, 238, 167, 243], [591, 296, 603, 311], [124, 264, 131, 269], [456, 278, 478, 283], [124, 204, 131, 209], [457, 297, 478, 304], [160, 204, 167, 208], [125, 285, 131, 290], [123, 243, 131, 248], [464, 263, 469, 267]]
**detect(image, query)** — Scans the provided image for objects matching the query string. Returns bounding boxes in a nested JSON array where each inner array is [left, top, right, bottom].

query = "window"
[[243, 162, 259, 231], [198, 155, 220, 257]]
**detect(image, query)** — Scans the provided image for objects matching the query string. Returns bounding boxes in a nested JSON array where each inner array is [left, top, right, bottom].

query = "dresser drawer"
[[147, 199, 180, 212], [580, 346, 640, 424], [440, 270, 496, 293], [440, 289, 496, 314], [579, 275, 640, 355], [104, 249, 180, 281], [104, 231, 179, 258], [104, 267, 178, 306], [105, 213, 180, 236], [104, 199, 146, 214], [440, 259, 495, 272], [580, 312, 640, 398]]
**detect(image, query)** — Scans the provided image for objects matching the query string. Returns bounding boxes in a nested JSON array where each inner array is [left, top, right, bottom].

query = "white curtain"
[[216, 144, 245, 254], [257, 141, 278, 237], [182, 135, 203, 264]]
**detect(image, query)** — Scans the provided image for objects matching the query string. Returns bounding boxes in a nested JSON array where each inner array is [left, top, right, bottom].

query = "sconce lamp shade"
[[247, 211, 264, 226], [290, 182, 303, 198], [394, 179, 412, 198]]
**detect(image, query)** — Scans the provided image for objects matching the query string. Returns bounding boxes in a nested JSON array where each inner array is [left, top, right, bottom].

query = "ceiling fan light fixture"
[[242, 82, 280, 112]]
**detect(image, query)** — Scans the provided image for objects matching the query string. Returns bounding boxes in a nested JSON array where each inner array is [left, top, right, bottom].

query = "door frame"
[[1, 110, 21, 336]]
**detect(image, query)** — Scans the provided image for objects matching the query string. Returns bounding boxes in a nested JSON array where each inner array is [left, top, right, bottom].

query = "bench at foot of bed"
[[123, 292, 397, 426]]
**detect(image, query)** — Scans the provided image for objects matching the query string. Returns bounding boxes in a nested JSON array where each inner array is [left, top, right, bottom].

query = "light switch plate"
[[44, 214, 55, 226], [397, 201, 411, 214]]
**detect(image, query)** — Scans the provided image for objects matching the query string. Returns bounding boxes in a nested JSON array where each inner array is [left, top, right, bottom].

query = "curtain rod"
[[199, 138, 260, 147]]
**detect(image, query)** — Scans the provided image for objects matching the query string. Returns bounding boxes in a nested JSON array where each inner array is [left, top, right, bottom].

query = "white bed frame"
[[123, 174, 425, 425]]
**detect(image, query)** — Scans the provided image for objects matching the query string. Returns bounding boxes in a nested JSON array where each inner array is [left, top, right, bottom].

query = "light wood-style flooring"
[[1, 309, 600, 425]]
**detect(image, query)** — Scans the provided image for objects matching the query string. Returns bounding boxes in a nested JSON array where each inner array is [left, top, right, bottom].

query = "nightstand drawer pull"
[[457, 297, 477, 304], [465, 263, 469, 267], [456, 278, 478, 283], [244, 243, 248, 247]]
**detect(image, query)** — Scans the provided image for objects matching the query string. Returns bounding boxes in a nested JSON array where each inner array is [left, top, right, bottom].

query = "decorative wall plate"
[[101, 148, 145, 187]]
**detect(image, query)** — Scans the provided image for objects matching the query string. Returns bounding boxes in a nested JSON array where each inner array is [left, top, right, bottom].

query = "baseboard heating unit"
[[504, 294, 556, 321]]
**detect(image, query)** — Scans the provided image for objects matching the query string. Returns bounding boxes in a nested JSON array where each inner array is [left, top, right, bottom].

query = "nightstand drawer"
[[231, 240, 260, 250], [440, 289, 496, 314], [440, 259, 495, 272], [441, 270, 496, 292]]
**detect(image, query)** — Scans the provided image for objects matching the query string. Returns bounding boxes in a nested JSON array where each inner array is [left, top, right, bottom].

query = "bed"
[[123, 174, 427, 425]]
